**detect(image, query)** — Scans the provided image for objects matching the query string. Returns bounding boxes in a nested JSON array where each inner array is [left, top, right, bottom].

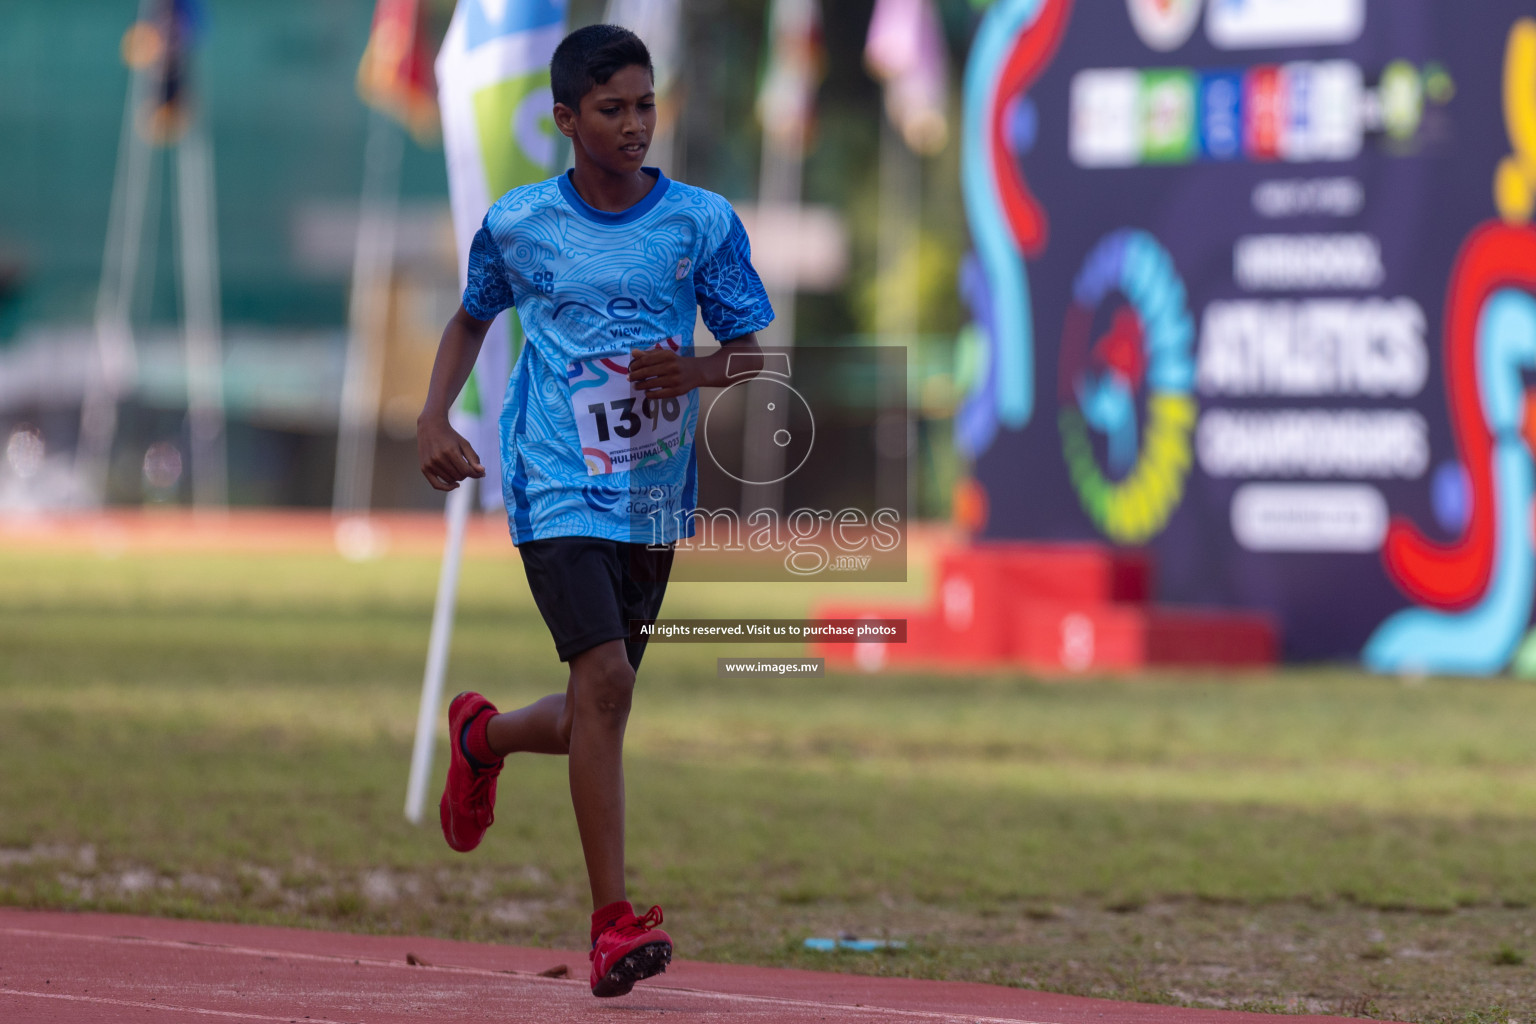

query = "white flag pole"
[[176, 119, 229, 512], [405, 477, 475, 824], [80, 0, 158, 503], [741, 109, 804, 514], [742, 0, 821, 514], [333, 108, 404, 521]]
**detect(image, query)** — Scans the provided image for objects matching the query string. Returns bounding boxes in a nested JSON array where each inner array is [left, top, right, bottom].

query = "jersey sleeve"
[[461, 220, 516, 321], [693, 213, 775, 341]]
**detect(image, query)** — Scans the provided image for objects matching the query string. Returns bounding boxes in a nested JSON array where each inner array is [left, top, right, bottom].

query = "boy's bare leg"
[[486, 681, 574, 756], [472, 640, 632, 909], [565, 639, 634, 910]]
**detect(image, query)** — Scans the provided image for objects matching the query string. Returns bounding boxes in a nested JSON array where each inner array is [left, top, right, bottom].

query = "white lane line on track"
[[0, 987, 356, 1023], [0, 926, 1052, 1024]]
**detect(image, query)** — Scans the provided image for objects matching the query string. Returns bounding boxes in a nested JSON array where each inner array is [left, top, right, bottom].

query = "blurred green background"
[[0, 0, 973, 511]]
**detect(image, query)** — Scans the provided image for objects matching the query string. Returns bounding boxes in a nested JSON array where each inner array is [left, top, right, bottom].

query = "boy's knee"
[[578, 659, 635, 723]]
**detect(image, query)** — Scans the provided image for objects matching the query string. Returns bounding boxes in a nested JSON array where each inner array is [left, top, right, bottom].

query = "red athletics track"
[[0, 909, 1391, 1024]]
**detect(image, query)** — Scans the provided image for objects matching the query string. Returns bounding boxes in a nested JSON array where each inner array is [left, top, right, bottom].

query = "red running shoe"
[[589, 903, 673, 997], [439, 691, 502, 852]]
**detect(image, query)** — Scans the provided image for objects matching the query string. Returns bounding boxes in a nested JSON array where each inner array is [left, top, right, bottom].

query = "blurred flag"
[[603, 0, 681, 96], [756, 0, 825, 148], [358, 0, 440, 142], [435, 0, 567, 510], [865, 0, 950, 154], [120, 0, 204, 143], [604, 0, 683, 170]]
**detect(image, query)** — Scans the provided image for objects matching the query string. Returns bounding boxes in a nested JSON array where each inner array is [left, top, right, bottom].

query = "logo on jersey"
[[553, 294, 674, 338], [1126, 0, 1202, 52], [675, 257, 693, 281]]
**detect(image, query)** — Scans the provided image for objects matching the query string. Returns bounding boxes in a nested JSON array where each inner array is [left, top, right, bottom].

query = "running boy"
[[415, 25, 772, 999]]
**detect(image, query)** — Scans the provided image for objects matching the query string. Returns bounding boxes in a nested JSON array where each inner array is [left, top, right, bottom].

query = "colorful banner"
[[959, 0, 1536, 669], [435, 0, 566, 511]]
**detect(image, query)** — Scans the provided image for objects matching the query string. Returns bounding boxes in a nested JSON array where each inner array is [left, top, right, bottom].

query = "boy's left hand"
[[628, 347, 702, 399]]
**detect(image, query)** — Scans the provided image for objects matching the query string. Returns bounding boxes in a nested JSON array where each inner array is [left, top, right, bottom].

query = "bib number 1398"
[[569, 338, 690, 476], [585, 395, 682, 443]]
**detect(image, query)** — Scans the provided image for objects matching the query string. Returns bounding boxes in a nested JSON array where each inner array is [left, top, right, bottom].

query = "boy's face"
[[554, 64, 656, 176]]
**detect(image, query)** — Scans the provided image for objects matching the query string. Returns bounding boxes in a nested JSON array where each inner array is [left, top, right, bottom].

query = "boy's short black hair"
[[550, 25, 654, 110]]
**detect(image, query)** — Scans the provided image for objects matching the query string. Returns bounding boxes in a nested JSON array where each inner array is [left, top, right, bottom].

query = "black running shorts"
[[518, 536, 675, 670]]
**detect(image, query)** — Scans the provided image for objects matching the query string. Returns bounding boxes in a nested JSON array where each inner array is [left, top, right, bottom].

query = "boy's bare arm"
[[626, 333, 764, 399], [417, 305, 493, 492]]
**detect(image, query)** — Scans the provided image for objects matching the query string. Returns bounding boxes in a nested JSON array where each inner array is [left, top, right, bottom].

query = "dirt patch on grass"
[[691, 897, 1534, 1022]]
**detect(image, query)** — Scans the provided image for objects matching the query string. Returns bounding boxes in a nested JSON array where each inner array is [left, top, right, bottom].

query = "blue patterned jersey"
[[462, 168, 774, 545]]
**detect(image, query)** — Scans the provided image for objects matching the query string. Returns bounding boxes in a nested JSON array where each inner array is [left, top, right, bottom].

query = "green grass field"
[[2, 545, 1534, 1022]]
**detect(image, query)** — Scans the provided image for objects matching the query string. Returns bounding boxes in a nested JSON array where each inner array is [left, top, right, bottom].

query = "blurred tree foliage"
[[2, 0, 980, 346], [655, 0, 976, 347], [0, 0, 980, 511], [549, 0, 981, 515], [568, 0, 978, 343]]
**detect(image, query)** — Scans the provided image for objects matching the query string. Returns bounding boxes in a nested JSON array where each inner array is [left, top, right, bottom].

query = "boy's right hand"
[[418, 414, 486, 492]]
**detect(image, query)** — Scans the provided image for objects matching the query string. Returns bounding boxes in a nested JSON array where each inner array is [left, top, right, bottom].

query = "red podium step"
[[930, 544, 1153, 661], [812, 542, 1277, 674], [1010, 602, 1277, 673]]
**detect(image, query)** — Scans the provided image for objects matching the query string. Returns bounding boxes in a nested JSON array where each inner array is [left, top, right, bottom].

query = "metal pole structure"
[[405, 478, 476, 824], [875, 112, 920, 345], [875, 112, 921, 523], [176, 119, 228, 511], [333, 109, 404, 521], [80, 0, 158, 503], [740, 114, 805, 515]]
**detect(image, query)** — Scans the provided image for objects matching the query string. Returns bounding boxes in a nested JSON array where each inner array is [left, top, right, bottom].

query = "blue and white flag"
[[435, 0, 567, 510]]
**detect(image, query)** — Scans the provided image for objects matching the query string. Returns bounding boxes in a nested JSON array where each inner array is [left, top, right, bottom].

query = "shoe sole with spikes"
[[591, 940, 672, 998]]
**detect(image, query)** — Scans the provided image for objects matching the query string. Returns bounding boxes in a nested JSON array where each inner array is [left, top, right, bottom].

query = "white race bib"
[[568, 338, 690, 476]]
